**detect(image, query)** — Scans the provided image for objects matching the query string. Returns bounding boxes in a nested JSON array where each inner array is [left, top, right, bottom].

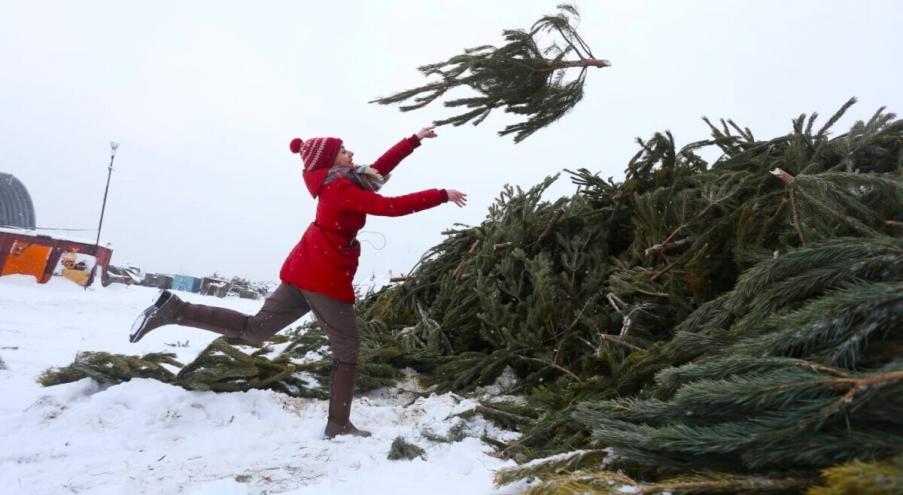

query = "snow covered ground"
[[0, 276, 527, 495]]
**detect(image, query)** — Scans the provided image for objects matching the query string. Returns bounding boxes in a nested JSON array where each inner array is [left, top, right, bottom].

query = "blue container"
[[171, 275, 202, 293]]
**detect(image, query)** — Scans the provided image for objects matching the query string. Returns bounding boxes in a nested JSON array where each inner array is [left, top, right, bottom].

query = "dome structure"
[[0, 172, 36, 229]]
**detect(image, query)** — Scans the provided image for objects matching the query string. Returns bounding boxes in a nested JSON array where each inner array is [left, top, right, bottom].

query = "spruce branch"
[[452, 239, 481, 278], [597, 333, 645, 352], [808, 454, 903, 495], [519, 356, 584, 383], [535, 58, 611, 72], [790, 188, 807, 245], [493, 449, 608, 487], [457, 403, 538, 430], [650, 243, 707, 282], [513, 470, 815, 494], [531, 208, 566, 249], [816, 97, 858, 139], [370, 4, 608, 143], [645, 237, 693, 257], [387, 437, 427, 461]]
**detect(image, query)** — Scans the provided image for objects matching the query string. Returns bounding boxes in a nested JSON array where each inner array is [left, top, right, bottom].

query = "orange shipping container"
[[1, 241, 53, 282], [0, 229, 113, 286]]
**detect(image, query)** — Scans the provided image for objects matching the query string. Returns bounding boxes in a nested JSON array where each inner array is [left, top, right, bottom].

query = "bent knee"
[[332, 342, 360, 365]]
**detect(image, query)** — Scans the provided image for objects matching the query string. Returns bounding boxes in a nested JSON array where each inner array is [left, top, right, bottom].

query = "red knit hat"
[[290, 136, 343, 198], [290, 137, 343, 172]]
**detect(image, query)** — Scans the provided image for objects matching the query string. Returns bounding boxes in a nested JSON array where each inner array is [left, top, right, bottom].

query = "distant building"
[[104, 264, 143, 286], [171, 275, 202, 293], [0, 228, 113, 286], [0, 173, 36, 230], [141, 273, 174, 289], [0, 174, 115, 287], [238, 289, 260, 300], [200, 276, 230, 298]]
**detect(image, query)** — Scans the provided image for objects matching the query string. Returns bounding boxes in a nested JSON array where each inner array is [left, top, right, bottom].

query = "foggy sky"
[[1, 0, 900, 290]]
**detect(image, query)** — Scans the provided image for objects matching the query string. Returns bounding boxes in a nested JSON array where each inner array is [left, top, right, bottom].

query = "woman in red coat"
[[129, 127, 466, 438]]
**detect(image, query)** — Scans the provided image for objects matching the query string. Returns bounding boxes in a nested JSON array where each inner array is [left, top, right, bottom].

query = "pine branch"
[[790, 188, 807, 245], [518, 470, 815, 494], [370, 4, 607, 142], [493, 449, 608, 487], [519, 356, 584, 383], [531, 208, 565, 249], [808, 454, 903, 495], [536, 58, 611, 72], [644, 237, 693, 257], [452, 239, 481, 279], [597, 333, 644, 352]]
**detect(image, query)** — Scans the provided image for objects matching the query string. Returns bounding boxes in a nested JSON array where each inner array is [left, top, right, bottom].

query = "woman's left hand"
[[416, 126, 438, 140]]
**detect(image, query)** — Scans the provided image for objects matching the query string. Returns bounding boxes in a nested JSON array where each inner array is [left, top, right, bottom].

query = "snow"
[[0, 275, 528, 495]]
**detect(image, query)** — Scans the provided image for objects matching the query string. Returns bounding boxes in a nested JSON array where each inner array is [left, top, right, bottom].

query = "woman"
[[129, 126, 466, 438]]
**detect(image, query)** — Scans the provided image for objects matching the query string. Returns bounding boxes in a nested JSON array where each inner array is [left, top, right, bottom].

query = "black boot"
[[129, 291, 185, 343], [324, 361, 371, 438], [130, 291, 249, 343]]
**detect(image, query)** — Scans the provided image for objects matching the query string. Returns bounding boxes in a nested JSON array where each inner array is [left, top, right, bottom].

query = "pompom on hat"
[[290, 136, 343, 198]]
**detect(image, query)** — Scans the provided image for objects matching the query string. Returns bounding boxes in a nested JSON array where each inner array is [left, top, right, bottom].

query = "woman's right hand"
[[446, 189, 467, 207]]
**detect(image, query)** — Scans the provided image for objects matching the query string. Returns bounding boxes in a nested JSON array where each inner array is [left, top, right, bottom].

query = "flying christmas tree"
[[370, 4, 609, 143]]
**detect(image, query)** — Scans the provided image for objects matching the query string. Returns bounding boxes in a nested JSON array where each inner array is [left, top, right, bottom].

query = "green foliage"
[[361, 100, 901, 489], [734, 280, 903, 368], [502, 470, 813, 495], [493, 450, 608, 487], [38, 351, 181, 386], [387, 436, 426, 461], [456, 399, 540, 432], [370, 4, 608, 143], [807, 454, 903, 495], [577, 362, 903, 471], [570, 238, 903, 475], [175, 337, 319, 397], [363, 175, 621, 395], [422, 420, 470, 444]]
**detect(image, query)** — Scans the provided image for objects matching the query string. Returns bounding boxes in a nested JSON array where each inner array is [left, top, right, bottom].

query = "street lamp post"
[[95, 141, 119, 249], [88, 141, 118, 288]]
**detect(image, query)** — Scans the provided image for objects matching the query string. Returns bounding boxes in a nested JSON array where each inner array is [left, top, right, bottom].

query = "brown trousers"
[[183, 283, 360, 364]]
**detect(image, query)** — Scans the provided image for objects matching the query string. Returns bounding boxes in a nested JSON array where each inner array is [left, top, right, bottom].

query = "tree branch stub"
[[770, 168, 796, 185], [540, 58, 611, 72]]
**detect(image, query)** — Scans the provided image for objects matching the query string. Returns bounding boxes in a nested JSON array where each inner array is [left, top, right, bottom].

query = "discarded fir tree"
[[370, 4, 609, 143]]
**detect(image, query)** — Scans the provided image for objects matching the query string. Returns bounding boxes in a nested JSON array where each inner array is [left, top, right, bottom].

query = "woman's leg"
[[130, 284, 310, 343], [236, 284, 311, 343], [300, 290, 370, 438]]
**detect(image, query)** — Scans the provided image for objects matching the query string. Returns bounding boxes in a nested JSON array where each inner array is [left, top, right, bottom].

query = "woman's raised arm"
[[370, 127, 437, 176]]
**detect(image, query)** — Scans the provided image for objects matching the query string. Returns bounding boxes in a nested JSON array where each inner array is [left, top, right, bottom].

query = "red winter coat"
[[280, 135, 448, 302]]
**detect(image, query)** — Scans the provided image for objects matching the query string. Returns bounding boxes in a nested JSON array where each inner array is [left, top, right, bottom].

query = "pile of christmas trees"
[[358, 99, 903, 493], [41, 99, 902, 492]]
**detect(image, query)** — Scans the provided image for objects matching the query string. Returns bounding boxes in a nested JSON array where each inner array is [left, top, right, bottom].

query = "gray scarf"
[[323, 165, 388, 192]]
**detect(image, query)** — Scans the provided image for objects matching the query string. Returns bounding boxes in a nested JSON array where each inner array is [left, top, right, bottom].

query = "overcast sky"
[[1, 0, 901, 289]]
